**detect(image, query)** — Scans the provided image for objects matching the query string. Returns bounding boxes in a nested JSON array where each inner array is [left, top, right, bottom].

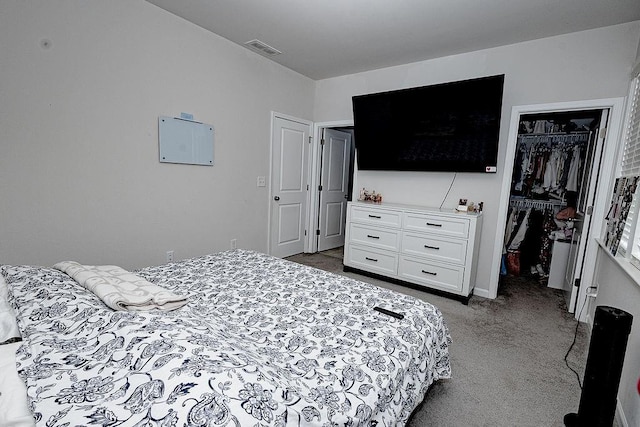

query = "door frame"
[[489, 98, 626, 321], [307, 120, 354, 252], [268, 111, 314, 256]]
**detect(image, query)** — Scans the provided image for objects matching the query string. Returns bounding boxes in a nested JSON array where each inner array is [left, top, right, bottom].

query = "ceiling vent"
[[244, 39, 282, 57]]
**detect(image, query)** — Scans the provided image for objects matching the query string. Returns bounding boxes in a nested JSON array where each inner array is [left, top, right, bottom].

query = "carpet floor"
[[286, 248, 592, 427]]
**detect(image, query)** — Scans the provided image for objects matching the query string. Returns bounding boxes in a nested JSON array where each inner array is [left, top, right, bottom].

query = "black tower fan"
[[564, 305, 633, 427]]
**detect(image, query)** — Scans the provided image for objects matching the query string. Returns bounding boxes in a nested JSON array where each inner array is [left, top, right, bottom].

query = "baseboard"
[[472, 287, 490, 298], [616, 398, 629, 427]]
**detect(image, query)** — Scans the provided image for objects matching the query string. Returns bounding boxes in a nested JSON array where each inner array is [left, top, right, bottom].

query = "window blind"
[[619, 75, 640, 258], [621, 77, 640, 175]]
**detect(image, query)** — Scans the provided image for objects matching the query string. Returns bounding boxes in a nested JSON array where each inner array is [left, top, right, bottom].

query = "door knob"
[[344, 195, 349, 199], [274, 196, 280, 201]]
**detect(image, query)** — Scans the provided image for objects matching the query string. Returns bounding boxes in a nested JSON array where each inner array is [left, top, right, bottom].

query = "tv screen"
[[352, 75, 504, 173]]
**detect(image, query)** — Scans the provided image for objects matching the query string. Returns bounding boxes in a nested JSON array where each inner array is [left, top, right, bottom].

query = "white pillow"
[[0, 342, 34, 427], [0, 274, 20, 344]]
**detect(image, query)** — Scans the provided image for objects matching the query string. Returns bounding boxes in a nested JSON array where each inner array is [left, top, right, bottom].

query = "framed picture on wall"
[[604, 176, 639, 255]]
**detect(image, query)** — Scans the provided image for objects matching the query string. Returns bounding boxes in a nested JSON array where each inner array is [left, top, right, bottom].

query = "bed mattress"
[[1, 249, 451, 426]]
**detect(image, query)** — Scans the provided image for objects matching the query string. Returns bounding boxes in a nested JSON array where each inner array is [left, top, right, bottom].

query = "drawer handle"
[[424, 245, 440, 250], [421, 270, 437, 276], [365, 257, 378, 262], [368, 215, 382, 219], [367, 234, 380, 239], [426, 222, 442, 227]]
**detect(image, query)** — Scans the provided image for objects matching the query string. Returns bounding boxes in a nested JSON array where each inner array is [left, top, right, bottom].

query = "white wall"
[[0, 0, 314, 268], [1, 2, 639, 423], [314, 22, 640, 297], [589, 43, 640, 427], [592, 250, 640, 427]]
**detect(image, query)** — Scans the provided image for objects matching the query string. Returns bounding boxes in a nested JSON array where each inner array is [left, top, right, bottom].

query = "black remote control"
[[373, 306, 404, 319]]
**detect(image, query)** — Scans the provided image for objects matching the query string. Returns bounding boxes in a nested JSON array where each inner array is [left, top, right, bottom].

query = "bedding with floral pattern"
[[1, 249, 451, 426]]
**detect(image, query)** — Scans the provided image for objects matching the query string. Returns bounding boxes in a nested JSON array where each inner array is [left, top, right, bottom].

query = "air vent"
[[244, 39, 282, 57]]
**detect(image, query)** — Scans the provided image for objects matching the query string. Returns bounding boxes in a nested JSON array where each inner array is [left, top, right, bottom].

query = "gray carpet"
[[286, 249, 591, 427]]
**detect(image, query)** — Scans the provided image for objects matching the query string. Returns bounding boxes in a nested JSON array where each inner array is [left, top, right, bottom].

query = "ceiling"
[[146, 0, 640, 80]]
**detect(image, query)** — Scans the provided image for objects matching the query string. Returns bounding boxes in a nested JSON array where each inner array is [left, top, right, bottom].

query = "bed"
[[0, 249, 451, 426]]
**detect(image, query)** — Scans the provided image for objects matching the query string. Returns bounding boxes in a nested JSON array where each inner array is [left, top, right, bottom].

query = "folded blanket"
[[52, 261, 188, 311]]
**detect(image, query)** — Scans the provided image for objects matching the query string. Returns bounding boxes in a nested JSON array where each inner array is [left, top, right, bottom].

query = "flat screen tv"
[[352, 74, 504, 173]]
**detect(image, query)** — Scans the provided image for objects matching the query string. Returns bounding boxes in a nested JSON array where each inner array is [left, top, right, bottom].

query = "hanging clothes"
[[505, 206, 555, 276], [533, 120, 547, 134], [543, 150, 560, 190], [520, 209, 544, 272], [514, 149, 528, 192], [504, 210, 517, 247], [537, 209, 556, 273], [507, 208, 531, 251], [565, 145, 582, 192], [512, 137, 584, 200]]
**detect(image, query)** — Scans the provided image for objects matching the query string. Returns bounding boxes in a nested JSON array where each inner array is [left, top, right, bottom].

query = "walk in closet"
[[502, 110, 605, 309]]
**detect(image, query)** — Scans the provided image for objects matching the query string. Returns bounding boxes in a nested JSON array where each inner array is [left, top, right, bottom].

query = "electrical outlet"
[[257, 176, 266, 187], [230, 239, 237, 250], [166, 251, 174, 263]]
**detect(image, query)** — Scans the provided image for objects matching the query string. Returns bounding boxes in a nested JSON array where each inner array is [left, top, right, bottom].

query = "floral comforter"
[[2, 250, 451, 426]]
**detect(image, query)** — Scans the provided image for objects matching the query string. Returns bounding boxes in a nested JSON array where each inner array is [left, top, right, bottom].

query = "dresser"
[[343, 201, 483, 300]]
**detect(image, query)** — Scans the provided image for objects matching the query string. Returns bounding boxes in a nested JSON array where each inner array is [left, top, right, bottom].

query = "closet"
[[502, 110, 604, 307]]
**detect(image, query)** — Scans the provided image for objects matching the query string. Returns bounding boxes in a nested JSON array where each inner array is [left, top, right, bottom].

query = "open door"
[[317, 129, 352, 252], [563, 109, 609, 312]]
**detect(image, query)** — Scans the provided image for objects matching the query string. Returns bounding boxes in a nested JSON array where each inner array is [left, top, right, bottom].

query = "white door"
[[269, 116, 311, 258], [317, 129, 352, 252], [564, 109, 609, 312]]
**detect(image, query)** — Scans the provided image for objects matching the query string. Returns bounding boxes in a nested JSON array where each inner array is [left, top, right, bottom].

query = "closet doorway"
[[498, 99, 624, 321], [501, 106, 610, 315]]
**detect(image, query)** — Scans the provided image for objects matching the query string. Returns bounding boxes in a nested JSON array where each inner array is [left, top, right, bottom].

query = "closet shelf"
[[517, 131, 591, 145], [519, 131, 590, 136], [509, 198, 566, 210]]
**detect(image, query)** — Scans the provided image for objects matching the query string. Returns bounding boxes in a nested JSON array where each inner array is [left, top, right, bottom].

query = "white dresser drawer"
[[347, 246, 398, 276], [345, 201, 481, 298], [399, 256, 464, 293], [402, 232, 467, 265], [350, 205, 402, 228], [403, 212, 469, 238], [349, 223, 400, 251]]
